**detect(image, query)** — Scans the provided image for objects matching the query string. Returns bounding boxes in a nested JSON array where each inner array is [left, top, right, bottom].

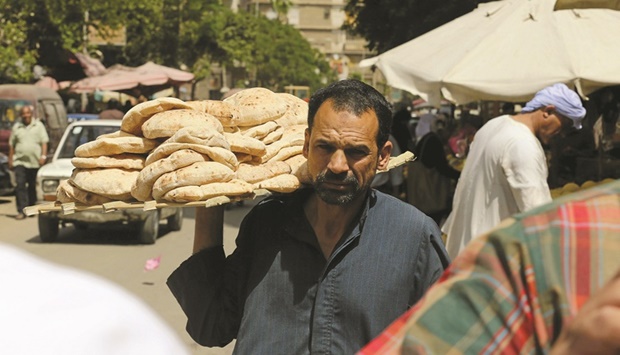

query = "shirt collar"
[[281, 188, 374, 249]]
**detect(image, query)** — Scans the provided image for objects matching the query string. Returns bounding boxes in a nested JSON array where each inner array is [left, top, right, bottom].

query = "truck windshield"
[[57, 125, 119, 159]]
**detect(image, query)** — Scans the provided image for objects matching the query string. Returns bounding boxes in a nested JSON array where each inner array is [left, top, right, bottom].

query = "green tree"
[[344, 0, 492, 54], [251, 15, 332, 91], [0, 14, 37, 83]]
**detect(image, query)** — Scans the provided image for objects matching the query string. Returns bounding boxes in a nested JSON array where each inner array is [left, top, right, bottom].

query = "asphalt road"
[[0, 194, 261, 354]]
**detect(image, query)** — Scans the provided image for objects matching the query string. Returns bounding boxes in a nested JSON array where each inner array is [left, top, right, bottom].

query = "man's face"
[[538, 108, 575, 145], [303, 100, 391, 205], [20, 107, 33, 125]]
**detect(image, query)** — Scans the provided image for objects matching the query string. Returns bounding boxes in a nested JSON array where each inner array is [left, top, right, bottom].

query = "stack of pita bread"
[[57, 89, 312, 205]]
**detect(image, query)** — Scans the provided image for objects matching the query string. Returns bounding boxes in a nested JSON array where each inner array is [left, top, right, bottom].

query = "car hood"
[[38, 158, 74, 180]]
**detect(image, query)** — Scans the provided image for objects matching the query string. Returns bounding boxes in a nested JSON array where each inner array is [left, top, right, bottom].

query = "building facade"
[[237, 0, 372, 80]]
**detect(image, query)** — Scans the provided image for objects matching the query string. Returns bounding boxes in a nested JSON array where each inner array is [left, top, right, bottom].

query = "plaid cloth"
[[359, 179, 620, 354]]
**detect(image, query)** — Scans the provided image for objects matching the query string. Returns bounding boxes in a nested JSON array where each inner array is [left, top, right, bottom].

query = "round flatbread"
[[223, 87, 288, 126], [162, 179, 254, 203], [152, 161, 235, 200], [223, 132, 267, 157], [121, 97, 193, 136], [186, 100, 243, 127], [253, 173, 301, 193], [145, 143, 239, 170], [56, 179, 114, 205], [284, 154, 307, 174], [142, 109, 224, 139], [235, 161, 291, 184], [239, 121, 279, 140], [261, 126, 284, 145], [131, 149, 210, 201], [74, 135, 158, 158], [267, 145, 303, 163], [71, 154, 146, 170], [275, 93, 309, 127], [71, 168, 139, 201], [163, 126, 230, 150], [261, 133, 305, 163]]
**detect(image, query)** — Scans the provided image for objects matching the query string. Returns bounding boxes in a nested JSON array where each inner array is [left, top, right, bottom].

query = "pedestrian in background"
[[408, 114, 460, 226], [443, 83, 586, 259], [8, 106, 48, 220]]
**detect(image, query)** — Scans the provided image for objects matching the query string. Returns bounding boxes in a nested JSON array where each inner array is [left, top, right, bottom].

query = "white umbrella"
[[360, 0, 620, 106]]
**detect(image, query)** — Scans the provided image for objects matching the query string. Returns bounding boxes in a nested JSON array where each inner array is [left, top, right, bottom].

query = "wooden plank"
[[61, 202, 76, 215], [26, 152, 414, 213]]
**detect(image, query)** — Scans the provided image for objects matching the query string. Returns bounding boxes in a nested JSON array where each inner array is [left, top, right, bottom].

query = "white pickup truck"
[[35, 119, 183, 244]]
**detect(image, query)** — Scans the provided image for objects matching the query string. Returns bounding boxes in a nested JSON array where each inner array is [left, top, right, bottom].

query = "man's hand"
[[193, 205, 225, 254], [551, 270, 620, 354]]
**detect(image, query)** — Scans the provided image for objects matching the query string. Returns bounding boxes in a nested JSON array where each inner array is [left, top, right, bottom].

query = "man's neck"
[[304, 191, 367, 259], [511, 113, 537, 135]]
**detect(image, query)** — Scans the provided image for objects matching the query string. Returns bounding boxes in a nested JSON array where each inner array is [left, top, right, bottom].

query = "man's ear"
[[302, 128, 310, 158], [377, 139, 393, 171]]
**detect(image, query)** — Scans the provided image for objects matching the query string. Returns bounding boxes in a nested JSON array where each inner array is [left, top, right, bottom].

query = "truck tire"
[[38, 214, 59, 243], [139, 210, 160, 244], [167, 208, 183, 231]]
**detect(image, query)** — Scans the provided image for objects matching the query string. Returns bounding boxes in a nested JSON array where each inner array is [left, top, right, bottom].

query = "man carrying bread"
[[167, 79, 449, 353]]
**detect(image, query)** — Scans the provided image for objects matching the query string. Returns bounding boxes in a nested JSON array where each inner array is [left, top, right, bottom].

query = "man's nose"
[[327, 150, 349, 174]]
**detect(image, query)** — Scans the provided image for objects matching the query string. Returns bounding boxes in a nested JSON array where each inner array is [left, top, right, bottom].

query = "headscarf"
[[521, 83, 586, 129]]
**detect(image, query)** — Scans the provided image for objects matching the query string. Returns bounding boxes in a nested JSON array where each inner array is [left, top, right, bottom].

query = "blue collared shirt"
[[168, 189, 449, 354]]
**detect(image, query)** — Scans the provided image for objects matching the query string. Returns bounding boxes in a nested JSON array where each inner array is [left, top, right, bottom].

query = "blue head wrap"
[[521, 83, 586, 129]]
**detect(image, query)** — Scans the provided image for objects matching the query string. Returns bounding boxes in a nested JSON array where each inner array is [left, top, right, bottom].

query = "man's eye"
[[346, 149, 367, 157], [317, 144, 333, 152]]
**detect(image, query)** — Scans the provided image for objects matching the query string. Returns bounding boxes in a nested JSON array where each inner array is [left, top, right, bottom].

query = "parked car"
[[36, 120, 183, 244], [67, 113, 99, 123]]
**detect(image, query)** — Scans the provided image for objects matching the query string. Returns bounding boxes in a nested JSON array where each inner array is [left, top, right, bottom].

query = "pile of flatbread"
[[57, 88, 312, 205]]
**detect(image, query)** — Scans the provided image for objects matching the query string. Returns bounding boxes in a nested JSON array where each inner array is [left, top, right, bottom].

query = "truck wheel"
[[167, 208, 183, 231], [139, 210, 160, 244], [38, 214, 59, 243]]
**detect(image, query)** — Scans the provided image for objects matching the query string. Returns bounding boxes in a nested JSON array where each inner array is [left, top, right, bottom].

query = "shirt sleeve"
[[167, 208, 258, 347], [411, 216, 451, 303], [360, 221, 545, 355], [502, 138, 552, 212]]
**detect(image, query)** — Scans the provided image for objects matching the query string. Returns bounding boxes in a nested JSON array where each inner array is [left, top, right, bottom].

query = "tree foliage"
[[0, 0, 330, 92], [344, 0, 492, 54]]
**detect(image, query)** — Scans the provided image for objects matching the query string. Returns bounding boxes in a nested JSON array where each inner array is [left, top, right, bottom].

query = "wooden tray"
[[25, 151, 414, 216]]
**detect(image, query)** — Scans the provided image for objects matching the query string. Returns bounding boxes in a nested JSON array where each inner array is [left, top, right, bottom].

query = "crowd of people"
[[165, 79, 620, 354], [6, 78, 620, 353]]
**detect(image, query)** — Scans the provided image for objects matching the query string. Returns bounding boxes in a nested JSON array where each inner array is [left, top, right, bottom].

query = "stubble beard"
[[313, 170, 368, 205]]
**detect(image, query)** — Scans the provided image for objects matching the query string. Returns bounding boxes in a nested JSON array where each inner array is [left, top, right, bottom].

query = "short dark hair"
[[307, 79, 393, 148]]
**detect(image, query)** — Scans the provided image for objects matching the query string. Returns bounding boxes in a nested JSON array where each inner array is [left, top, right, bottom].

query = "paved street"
[[0, 194, 260, 354]]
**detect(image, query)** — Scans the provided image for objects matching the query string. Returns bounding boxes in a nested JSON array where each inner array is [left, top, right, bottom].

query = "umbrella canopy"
[[360, 0, 620, 106], [69, 61, 194, 95], [34, 76, 71, 91]]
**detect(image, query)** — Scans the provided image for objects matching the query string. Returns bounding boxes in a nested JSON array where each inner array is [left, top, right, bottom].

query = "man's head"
[[304, 80, 393, 205], [521, 83, 586, 144], [307, 79, 393, 149], [20, 106, 33, 125]]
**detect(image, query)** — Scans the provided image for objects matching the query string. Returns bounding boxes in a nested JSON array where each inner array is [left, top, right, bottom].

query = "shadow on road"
[[25, 222, 179, 246]]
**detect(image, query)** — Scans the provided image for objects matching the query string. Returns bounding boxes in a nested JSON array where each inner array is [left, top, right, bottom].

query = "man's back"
[[443, 115, 550, 258]]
